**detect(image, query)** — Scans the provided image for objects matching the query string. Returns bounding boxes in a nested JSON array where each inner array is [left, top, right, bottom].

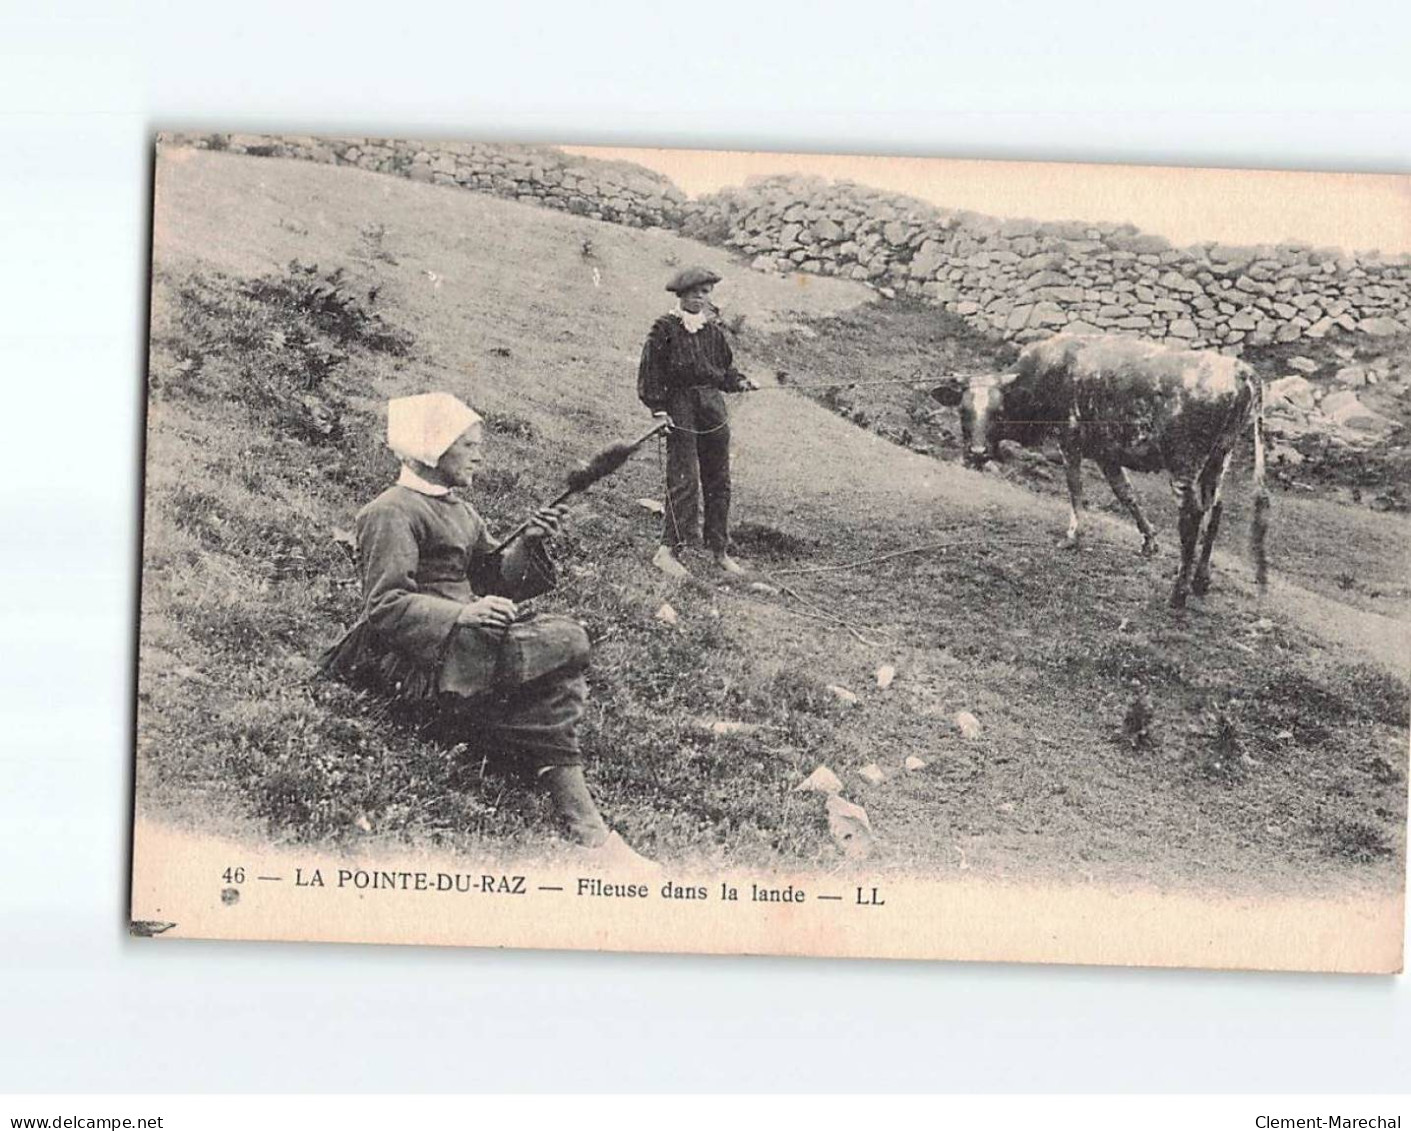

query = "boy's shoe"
[[714, 552, 747, 575], [652, 544, 690, 579]]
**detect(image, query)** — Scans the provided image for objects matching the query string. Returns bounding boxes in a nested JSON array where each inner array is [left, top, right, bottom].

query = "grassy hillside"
[[140, 148, 1408, 892]]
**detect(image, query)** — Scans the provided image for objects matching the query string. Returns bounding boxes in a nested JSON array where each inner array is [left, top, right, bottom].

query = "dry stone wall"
[[169, 132, 689, 229], [683, 175, 1411, 354], [166, 135, 1410, 355]]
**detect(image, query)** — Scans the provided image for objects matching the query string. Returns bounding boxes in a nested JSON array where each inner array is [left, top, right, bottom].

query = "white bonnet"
[[387, 392, 483, 465]]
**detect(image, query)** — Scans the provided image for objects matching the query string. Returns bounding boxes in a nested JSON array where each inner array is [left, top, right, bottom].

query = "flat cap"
[[665, 265, 722, 294]]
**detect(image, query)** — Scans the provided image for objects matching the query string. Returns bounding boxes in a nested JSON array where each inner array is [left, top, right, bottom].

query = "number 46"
[[222, 867, 245, 884]]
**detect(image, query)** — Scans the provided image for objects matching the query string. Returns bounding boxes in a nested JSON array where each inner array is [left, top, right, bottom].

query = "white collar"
[[397, 464, 453, 497], [672, 303, 709, 335]]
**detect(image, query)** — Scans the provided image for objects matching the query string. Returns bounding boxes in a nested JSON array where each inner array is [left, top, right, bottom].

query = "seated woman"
[[322, 392, 651, 865]]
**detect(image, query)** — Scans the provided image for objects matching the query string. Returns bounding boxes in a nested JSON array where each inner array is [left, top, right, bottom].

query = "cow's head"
[[930, 373, 1017, 467]]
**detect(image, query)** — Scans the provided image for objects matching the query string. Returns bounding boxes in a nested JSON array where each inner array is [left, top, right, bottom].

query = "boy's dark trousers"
[[662, 386, 731, 553]]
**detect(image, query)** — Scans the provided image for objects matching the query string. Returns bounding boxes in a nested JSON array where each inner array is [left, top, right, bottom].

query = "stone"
[[1168, 319, 1199, 339], [1006, 305, 1034, 331], [954, 711, 982, 738], [637, 498, 665, 514], [795, 765, 844, 795], [1359, 317, 1404, 336], [1287, 356, 1319, 374], [1334, 365, 1368, 386], [1159, 270, 1202, 294], [1267, 375, 1317, 409], [1130, 233, 1171, 253], [883, 221, 910, 246], [1209, 244, 1255, 266], [825, 794, 874, 859], [654, 603, 679, 626], [909, 241, 949, 279], [904, 756, 927, 772], [1321, 390, 1397, 434], [1031, 302, 1068, 327], [1033, 285, 1086, 303], [858, 763, 886, 786], [875, 665, 897, 689], [827, 684, 859, 706], [1265, 412, 1320, 441], [701, 719, 765, 737]]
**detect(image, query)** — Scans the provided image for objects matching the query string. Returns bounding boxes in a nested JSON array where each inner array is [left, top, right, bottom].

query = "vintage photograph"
[[131, 132, 1409, 970]]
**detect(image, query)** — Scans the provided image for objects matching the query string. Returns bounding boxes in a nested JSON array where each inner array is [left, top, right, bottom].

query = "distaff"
[[489, 413, 674, 559]]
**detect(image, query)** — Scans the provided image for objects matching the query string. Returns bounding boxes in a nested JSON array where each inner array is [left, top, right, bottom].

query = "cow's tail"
[[1250, 381, 1270, 594]]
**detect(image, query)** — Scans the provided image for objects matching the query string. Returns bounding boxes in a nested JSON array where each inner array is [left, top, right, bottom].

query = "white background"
[[1, 0, 1408, 1094]]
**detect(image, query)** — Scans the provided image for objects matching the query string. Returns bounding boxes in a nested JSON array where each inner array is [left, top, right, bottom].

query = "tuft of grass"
[[357, 223, 399, 266], [484, 412, 537, 441], [1316, 814, 1396, 864], [729, 521, 820, 564], [1201, 705, 1248, 784], [1122, 684, 1157, 753], [156, 260, 410, 446]]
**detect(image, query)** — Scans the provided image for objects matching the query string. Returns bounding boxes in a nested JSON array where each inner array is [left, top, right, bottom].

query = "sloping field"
[[140, 149, 1408, 895]]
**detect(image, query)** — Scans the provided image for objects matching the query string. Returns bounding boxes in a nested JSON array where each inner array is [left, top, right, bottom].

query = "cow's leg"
[[1190, 504, 1223, 596], [1100, 460, 1159, 556], [1170, 485, 1203, 609], [1191, 452, 1233, 595], [1061, 437, 1085, 550]]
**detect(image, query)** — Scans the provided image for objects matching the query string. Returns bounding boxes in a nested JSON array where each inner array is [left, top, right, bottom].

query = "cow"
[[930, 333, 1269, 608]]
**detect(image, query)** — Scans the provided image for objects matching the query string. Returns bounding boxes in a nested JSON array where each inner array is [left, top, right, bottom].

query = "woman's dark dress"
[[321, 483, 590, 767]]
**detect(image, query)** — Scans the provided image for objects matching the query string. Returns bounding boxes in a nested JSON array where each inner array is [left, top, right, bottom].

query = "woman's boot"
[[538, 764, 610, 847]]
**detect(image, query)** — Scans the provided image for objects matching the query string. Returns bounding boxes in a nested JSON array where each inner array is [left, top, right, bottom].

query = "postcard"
[[131, 132, 1409, 971]]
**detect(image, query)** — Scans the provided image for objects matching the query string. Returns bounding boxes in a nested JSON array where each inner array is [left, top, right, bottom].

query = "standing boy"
[[636, 266, 756, 577]]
